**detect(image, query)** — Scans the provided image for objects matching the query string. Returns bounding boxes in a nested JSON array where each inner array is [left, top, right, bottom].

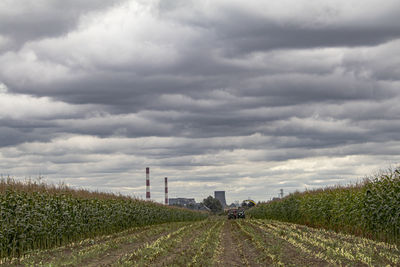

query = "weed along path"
[[4, 218, 400, 266]]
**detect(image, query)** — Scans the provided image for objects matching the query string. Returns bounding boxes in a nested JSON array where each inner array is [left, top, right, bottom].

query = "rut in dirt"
[[216, 220, 269, 267]]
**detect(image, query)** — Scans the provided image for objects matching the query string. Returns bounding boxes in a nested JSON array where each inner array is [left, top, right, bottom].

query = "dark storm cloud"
[[0, 117, 58, 147], [158, 0, 400, 54], [1, 0, 398, 116], [216, 22, 400, 55], [0, 127, 41, 147], [0, 0, 125, 49], [1, 0, 400, 202]]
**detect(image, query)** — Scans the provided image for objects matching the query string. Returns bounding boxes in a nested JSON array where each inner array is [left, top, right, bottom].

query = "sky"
[[1, 0, 400, 204]]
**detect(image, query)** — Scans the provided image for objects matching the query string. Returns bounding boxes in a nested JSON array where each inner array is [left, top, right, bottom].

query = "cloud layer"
[[1, 0, 400, 203]]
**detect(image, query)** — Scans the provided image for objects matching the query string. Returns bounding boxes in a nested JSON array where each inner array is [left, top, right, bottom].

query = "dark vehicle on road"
[[227, 209, 237, 219], [237, 209, 245, 219]]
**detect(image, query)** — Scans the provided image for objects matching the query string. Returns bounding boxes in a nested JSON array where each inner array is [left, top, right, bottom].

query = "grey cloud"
[[237, 74, 397, 103], [0, 122, 58, 147], [1, 0, 400, 202], [159, 1, 400, 55], [342, 40, 400, 81], [0, 127, 35, 147], [218, 22, 400, 55], [62, 115, 174, 138], [0, 0, 125, 49]]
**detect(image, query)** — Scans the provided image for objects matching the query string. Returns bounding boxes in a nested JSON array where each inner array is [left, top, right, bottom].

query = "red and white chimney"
[[165, 177, 168, 205], [146, 167, 150, 200]]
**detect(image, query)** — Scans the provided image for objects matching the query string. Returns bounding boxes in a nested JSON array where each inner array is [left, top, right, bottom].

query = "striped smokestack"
[[165, 177, 168, 205], [146, 167, 150, 200]]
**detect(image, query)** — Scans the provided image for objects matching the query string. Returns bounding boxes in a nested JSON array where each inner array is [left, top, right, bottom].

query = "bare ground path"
[[218, 220, 270, 267], [215, 220, 245, 267], [3, 218, 400, 267]]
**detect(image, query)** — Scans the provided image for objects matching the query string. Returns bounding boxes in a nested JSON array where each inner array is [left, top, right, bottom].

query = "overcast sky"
[[1, 0, 400, 204]]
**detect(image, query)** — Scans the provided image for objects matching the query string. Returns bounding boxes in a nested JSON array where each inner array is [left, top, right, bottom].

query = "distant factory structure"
[[142, 168, 230, 211], [168, 192, 228, 210], [146, 167, 150, 200], [214, 191, 227, 208], [168, 198, 196, 207], [164, 177, 168, 205], [168, 198, 210, 211]]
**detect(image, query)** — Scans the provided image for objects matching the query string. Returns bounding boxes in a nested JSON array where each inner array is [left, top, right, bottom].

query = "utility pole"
[[164, 177, 168, 205], [146, 167, 150, 200]]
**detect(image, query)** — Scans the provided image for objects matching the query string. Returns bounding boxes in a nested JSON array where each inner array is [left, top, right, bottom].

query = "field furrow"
[[230, 220, 273, 267], [275, 220, 400, 266], [83, 222, 191, 267], [149, 219, 224, 266], [215, 220, 249, 267], [251, 220, 352, 266], [2, 218, 399, 267], [239, 220, 332, 266], [9, 222, 190, 267], [186, 219, 223, 266], [113, 220, 208, 266], [268, 220, 398, 266], [252, 219, 400, 267]]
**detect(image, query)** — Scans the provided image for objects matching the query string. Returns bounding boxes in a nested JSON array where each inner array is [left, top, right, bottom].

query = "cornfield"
[[247, 167, 400, 244], [0, 178, 207, 259]]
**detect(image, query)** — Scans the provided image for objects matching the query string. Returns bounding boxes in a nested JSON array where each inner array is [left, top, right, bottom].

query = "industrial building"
[[214, 191, 227, 208], [168, 198, 196, 207]]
